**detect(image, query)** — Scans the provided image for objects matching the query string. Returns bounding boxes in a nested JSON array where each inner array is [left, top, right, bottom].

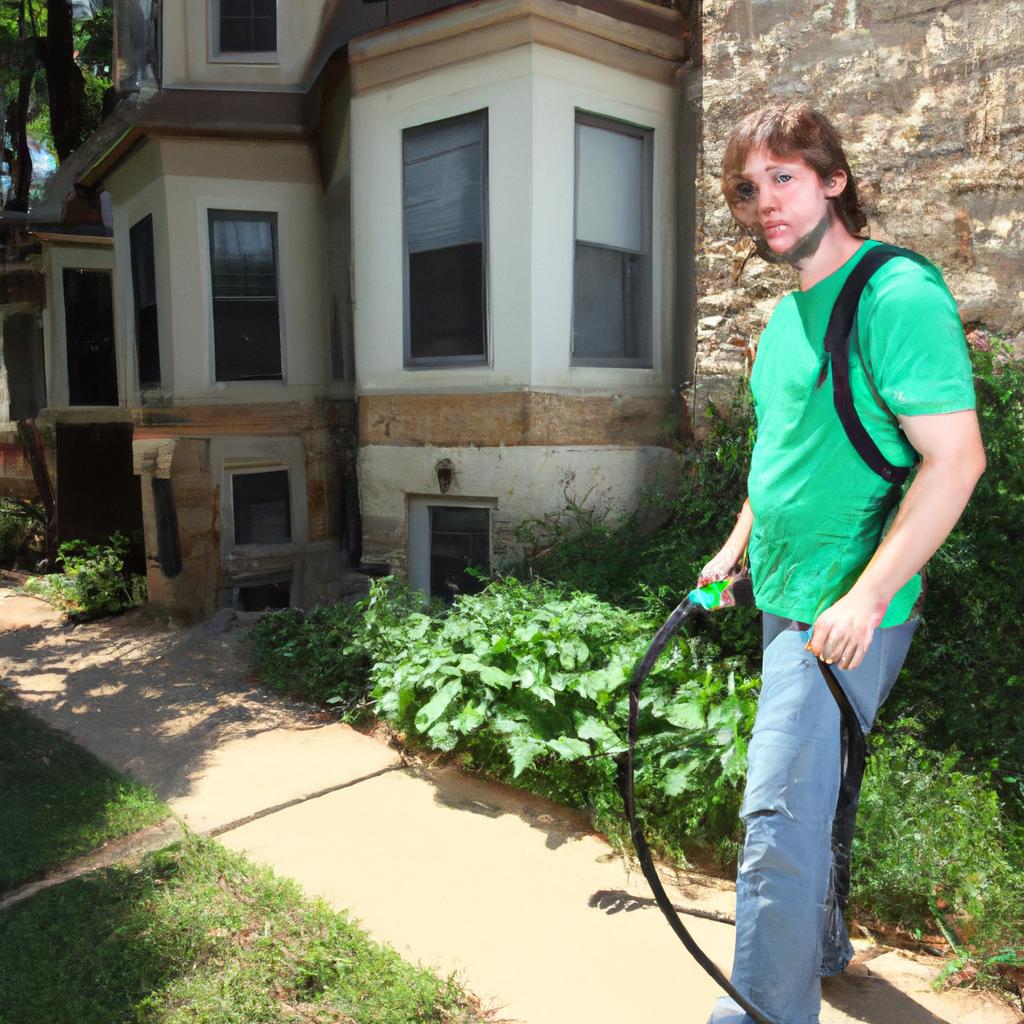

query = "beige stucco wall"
[[160, 0, 329, 91], [358, 442, 679, 574], [106, 141, 174, 402], [349, 40, 680, 396], [693, 0, 1024, 418], [107, 137, 331, 405]]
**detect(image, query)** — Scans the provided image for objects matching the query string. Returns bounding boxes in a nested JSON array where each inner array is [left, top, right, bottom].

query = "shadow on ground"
[[0, 597, 323, 806]]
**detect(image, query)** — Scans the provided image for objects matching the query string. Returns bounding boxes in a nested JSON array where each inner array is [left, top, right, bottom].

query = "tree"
[[2, 0, 112, 208]]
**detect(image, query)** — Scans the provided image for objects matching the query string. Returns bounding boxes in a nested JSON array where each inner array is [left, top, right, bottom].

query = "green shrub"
[[888, 341, 1024, 794], [248, 577, 425, 720], [853, 721, 1024, 963], [24, 532, 147, 619], [249, 603, 372, 716], [0, 498, 44, 567]]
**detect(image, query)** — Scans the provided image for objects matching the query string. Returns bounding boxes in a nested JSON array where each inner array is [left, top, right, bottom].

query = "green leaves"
[[368, 576, 760, 824]]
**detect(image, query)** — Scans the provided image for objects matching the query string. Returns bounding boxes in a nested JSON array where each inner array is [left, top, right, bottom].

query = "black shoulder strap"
[[823, 243, 920, 487]]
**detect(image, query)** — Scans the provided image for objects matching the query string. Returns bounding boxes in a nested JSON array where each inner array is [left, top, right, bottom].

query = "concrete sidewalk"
[[0, 587, 1017, 1024]]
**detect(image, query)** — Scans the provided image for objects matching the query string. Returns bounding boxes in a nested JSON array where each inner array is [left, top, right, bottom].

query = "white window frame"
[[570, 110, 654, 369], [401, 109, 490, 369], [208, 0, 279, 64], [198, 199, 288, 387]]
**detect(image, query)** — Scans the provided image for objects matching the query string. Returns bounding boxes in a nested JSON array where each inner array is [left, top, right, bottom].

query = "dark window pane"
[[409, 243, 484, 359], [63, 268, 117, 406], [252, 17, 276, 51], [130, 215, 161, 388], [213, 299, 281, 380], [220, 18, 253, 52], [233, 470, 291, 545], [238, 580, 290, 610], [209, 212, 281, 380], [429, 506, 489, 603], [220, 0, 275, 52], [136, 306, 161, 387], [130, 216, 156, 306], [572, 243, 648, 362]]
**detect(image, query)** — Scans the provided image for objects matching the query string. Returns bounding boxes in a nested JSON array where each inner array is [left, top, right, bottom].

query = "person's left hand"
[[806, 587, 888, 671]]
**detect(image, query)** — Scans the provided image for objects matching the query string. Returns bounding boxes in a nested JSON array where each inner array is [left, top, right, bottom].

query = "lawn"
[[0, 836, 488, 1024], [0, 686, 169, 890]]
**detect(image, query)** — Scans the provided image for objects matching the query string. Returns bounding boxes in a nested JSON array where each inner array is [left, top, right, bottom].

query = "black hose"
[[616, 596, 866, 1024]]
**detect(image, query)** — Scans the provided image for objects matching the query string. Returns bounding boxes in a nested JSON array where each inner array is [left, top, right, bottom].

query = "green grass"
[[0, 687, 169, 890], [0, 836, 487, 1024]]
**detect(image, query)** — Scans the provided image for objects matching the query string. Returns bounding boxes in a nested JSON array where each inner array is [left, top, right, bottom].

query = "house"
[[0, 0, 695, 618]]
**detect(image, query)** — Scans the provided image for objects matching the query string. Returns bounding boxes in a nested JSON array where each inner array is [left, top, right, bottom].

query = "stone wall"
[[693, 0, 1024, 416]]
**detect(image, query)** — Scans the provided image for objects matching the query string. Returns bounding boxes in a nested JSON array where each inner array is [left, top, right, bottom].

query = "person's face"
[[726, 145, 846, 260]]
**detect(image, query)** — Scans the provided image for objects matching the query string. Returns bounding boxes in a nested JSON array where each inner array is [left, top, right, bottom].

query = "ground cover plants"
[[23, 531, 148, 619], [0, 686, 168, 890], [0, 836, 489, 1024]]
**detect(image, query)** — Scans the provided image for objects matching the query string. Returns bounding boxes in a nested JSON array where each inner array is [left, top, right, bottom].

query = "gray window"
[[403, 111, 488, 365], [219, 0, 276, 53], [232, 468, 291, 545], [572, 113, 653, 367], [429, 505, 490, 602], [130, 214, 160, 388], [208, 210, 281, 381]]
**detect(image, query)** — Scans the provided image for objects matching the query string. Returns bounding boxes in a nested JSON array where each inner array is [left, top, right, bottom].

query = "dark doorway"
[[56, 423, 144, 570], [63, 268, 118, 406], [428, 505, 489, 603]]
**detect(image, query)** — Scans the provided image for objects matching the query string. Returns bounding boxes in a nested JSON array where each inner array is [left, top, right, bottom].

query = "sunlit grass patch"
[[0, 836, 488, 1024]]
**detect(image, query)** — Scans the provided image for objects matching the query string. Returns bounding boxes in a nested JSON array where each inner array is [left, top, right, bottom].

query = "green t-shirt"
[[747, 240, 976, 626]]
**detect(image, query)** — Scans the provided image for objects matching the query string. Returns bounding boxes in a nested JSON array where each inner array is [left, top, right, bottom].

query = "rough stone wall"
[[694, 0, 1024, 415]]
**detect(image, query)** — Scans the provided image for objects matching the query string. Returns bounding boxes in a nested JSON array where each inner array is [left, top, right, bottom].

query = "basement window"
[[235, 580, 290, 610], [208, 210, 282, 381], [402, 111, 488, 365], [231, 468, 291, 546], [572, 112, 653, 367], [130, 214, 161, 388], [408, 498, 492, 603]]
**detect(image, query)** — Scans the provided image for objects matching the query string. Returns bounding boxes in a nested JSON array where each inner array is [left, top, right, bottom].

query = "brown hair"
[[721, 104, 867, 236]]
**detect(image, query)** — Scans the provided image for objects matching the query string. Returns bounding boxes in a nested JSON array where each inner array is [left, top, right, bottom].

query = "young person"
[[702, 106, 985, 1024]]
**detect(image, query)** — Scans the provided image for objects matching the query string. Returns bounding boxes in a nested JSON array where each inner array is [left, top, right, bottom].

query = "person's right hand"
[[697, 544, 739, 586]]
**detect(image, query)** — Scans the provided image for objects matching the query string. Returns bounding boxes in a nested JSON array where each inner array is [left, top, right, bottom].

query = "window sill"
[[208, 51, 279, 65]]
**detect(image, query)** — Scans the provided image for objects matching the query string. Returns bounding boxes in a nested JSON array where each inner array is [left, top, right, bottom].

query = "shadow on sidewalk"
[[0, 607, 324, 806]]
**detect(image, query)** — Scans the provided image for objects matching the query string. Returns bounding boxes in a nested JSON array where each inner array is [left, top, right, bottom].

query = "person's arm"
[[807, 409, 985, 669], [698, 498, 754, 585]]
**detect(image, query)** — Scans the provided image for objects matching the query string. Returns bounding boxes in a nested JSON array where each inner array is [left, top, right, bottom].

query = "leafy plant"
[[23, 531, 147, 619], [887, 339, 1024, 797], [371, 575, 758, 863], [852, 720, 1023, 965], [0, 497, 44, 567], [248, 577, 427, 721]]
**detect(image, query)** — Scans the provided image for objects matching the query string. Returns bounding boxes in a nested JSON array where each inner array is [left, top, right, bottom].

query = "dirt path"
[[0, 584, 1019, 1024]]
